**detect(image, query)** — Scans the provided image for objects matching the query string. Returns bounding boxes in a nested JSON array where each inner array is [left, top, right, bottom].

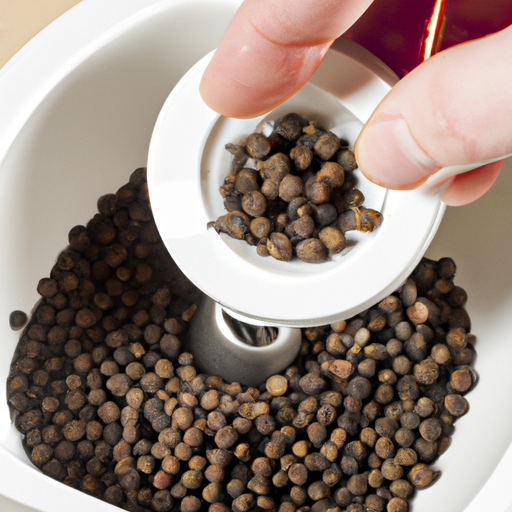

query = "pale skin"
[[200, 0, 512, 206]]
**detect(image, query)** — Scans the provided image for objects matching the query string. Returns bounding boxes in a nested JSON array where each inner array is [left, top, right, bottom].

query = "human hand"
[[200, 0, 512, 206]]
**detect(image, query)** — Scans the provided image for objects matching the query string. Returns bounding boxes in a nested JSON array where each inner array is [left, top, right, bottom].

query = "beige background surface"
[[0, 3, 81, 512], [0, 0, 80, 68]]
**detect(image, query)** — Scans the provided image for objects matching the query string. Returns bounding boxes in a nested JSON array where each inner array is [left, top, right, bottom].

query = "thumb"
[[200, 0, 374, 118], [355, 26, 512, 204]]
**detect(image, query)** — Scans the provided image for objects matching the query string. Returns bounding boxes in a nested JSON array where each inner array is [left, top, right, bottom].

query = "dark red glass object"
[[343, 0, 512, 78]]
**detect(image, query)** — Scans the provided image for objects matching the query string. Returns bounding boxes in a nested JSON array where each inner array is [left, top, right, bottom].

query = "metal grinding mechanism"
[[147, 40, 503, 386]]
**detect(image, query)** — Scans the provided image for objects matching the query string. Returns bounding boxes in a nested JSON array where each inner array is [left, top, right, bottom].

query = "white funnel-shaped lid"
[[147, 41, 446, 327]]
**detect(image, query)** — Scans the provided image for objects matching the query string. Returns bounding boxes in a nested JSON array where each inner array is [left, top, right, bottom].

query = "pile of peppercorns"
[[214, 113, 383, 263], [7, 168, 476, 512]]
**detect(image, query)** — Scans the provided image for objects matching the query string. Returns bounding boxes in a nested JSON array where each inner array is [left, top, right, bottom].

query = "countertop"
[[0, 0, 80, 68]]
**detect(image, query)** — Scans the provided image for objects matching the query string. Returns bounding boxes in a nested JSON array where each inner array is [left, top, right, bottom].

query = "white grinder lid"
[[147, 44, 445, 327]]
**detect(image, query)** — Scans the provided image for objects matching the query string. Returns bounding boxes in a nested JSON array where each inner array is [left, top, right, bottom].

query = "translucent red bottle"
[[344, 0, 512, 77]]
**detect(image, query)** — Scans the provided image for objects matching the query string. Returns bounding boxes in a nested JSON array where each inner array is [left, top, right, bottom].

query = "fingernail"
[[355, 118, 439, 189]]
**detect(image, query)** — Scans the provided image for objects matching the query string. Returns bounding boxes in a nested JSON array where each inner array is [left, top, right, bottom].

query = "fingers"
[[200, 0, 374, 118], [439, 160, 503, 206], [356, 26, 512, 198]]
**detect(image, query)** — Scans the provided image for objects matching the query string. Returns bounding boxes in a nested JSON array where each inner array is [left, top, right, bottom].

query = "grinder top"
[[147, 41, 445, 327]]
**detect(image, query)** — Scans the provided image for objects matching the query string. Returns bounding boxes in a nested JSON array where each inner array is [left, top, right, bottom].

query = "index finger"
[[200, 0, 375, 118]]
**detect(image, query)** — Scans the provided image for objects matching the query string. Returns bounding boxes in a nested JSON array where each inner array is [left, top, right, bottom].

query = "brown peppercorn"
[[260, 179, 280, 200], [241, 190, 267, 217], [305, 452, 331, 472], [419, 418, 442, 442], [245, 133, 271, 159], [314, 131, 341, 160], [105, 374, 132, 398], [406, 302, 429, 325], [346, 472, 368, 496], [98, 401, 121, 424], [214, 211, 250, 240], [274, 212, 289, 232], [413, 358, 439, 385], [446, 327, 468, 351], [288, 462, 308, 486], [368, 468, 384, 489], [318, 226, 345, 255], [203, 464, 224, 484], [381, 458, 404, 481], [182, 427, 203, 448], [394, 448, 418, 466], [400, 277, 418, 308], [335, 147, 357, 171], [125, 361, 146, 381], [359, 207, 383, 232], [180, 469, 203, 490], [430, 343, 452, 365], [62, 420, 86, 442], [124, 388, 143, 411], [31, 444, 54, 468], [347, 376, 372, 400], [413, 438, 437, 463], [214, 426, 239, 449], [279, 174, 304, 202], [247, 473, 272, 495], [151, 489, 172, 512], [387, 497, 409, 512], [288, 214, 315, 239], [202, 482, 225, 504], [173, 407, 194, 430], [375, 437, 395, 460], [140, 372, 163, 394], [450, 367, 475, 392], [276, 113, 308, 141], [407, 463, 439, 489], [305, 176, 331, 204], [249, 217, 272, 238], [444, 393, 469, 417], [258, 152, 291, 181], [317, 162, 345, 188], [296, 238, 328, 263], [234, 168, 258, 194], [267, 232, 293, 262], [389, 479, 414, 499], [290, 144, 313, 171]]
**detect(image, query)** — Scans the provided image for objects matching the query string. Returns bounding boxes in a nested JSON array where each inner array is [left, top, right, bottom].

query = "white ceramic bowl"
[[1, 1, 512, 511]]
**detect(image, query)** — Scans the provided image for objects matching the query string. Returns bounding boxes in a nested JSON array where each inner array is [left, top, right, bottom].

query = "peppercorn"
[[318, 226, 346, 255], [305, 175, 331, 204], [279, 174, 304, 202], [413, 358, 439, 386], [214, 211, 250, 239], [313, 132, 341, 161], [444, 394, 469, 417], [267, 232, 293, 262], [290, 144, 313, 171], [296, 238, 328, 263], [10, 166, 479, 512], [288, 214, 315, 239], [203, 482, 225, 504], [407, 463, 439, 489], [317, 162, 345, 188], [387, 497, 409, 512], [275, 113, 308, 141], [249, 217, 272, 239], [241, 190, 267, 217]]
